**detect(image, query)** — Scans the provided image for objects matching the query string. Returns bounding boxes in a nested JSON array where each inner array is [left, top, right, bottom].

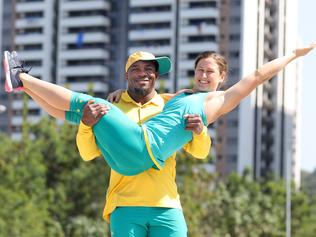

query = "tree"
[[1, 119, 315, 237], [301, 169, 316, 199], [0, 118, 111, 236], [176, 150, 312, 237], [296, 169, 316, 236], [0, 133, 52, 237], [29, 118, 110, 232]]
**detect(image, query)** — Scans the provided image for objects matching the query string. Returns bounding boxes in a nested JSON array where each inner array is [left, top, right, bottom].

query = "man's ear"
[[125, 72, 128, 81]]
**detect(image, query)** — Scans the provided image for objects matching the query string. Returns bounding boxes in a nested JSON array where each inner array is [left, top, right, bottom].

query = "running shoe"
[[3, 51, 29, 92]]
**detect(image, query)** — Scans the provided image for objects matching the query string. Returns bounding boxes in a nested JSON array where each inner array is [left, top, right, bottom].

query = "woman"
[[3, 45, 314, 175]]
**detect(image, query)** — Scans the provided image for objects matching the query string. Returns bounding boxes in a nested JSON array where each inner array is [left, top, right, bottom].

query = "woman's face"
[[193, 57, 225, 92]]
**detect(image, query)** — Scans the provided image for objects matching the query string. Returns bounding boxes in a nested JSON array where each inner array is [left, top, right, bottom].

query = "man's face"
[[126, 60, 158, 97]]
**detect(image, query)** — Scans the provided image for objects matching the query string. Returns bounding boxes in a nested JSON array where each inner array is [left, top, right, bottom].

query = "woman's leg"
[[24, 88, 65, 120], [19, 73, 72, 111]]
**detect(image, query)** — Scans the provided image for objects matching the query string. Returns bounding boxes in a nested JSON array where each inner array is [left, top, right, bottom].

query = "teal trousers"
[[110, 207, 188, 237]]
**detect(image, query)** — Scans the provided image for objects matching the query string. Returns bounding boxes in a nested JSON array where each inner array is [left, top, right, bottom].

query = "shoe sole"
[[3, 51, 13, 92]]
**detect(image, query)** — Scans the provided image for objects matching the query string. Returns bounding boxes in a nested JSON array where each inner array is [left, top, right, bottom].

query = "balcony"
[[180, 8, 218, 19], [67, 81, 109, 93], [16, 17, 45, 28], [60, 32, 110, 44], [179, 42, 217, 53], [59, 49, 110, 60], [61, 0, 110, 11], [130, 0, 171, 7], [129, 29, 173, 40], [129, 12, 173, 24], [17, 51, 44, 60], [16, 2, 46, 12], [59, 65, 109, 77], [128, 46, 172, 56], [60, 16, 110, 27], [12, 115, 41, 126], [178, 60, 195, 70], [12, 100, 38, 110], [180, 24, 218, 36], [15, 34, 45, 44]]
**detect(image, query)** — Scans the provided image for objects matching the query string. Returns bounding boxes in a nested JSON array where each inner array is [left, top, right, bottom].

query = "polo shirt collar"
[[121, 90, 163, 106]]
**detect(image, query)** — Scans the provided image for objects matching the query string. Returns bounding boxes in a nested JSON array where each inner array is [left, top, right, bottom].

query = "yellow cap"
[[125, 51, 172, 75]]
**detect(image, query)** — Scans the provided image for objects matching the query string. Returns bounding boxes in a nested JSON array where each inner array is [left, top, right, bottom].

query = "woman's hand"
[[107, 89, 125, 103], [293, 43, 316, 57]]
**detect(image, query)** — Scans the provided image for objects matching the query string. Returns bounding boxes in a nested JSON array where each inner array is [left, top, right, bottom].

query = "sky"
[[298, 0, 316, 172]]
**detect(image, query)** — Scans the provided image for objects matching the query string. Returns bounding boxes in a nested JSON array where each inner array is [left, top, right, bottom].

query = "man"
[[76, 51, 211, 236]]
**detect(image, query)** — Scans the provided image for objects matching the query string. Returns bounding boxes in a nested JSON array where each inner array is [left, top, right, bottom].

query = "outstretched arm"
[[212, 44, 315, 120]]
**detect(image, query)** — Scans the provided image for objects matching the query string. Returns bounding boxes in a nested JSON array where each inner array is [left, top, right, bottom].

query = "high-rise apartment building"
[[57, 0, 111, 98], [216, 0, 243, 174], [128, 0, 219, 158], [217, 0, 300, 183], [0, 0, 14, 133], [9, 0, 55, 139], [6, 0, 115, 138], [128, 0, 219, 91]]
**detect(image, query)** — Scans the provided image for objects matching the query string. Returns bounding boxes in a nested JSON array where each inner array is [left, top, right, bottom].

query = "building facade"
[[57, 0, 111, 97], [217, 0, 300, 183], [8, 0, 55, 138], [0, 0, 14, 133], [128, 0, 219, 91]]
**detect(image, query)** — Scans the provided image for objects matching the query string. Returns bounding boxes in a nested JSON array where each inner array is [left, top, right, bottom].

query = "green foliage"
[[0, 132, 49, 237], [158, 80, 166, 93], [176, 151, 315, 237], [298, 169, 316, 236], [0, 188, 49, 237], [0, 119, 110, 237], [65, 216, 108, 237], [301, 169, 316, 199], [1, 121, 316, 236]]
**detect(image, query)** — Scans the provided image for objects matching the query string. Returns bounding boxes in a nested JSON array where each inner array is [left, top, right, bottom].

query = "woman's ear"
[[220, 71, 227, 83], [217, 72, 227, 90]]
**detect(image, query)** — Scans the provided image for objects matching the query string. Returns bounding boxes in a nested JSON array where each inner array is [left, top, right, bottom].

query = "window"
[[190, 1, 217, 8]]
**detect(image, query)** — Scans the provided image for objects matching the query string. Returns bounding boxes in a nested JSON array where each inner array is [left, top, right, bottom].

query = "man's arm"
[[76, 122, 101, 161], [182, 114, 211, 159], [76, 101, 109, 161]]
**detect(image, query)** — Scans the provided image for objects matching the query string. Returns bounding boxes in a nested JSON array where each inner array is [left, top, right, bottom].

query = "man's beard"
[[132, 87, 151, 97]]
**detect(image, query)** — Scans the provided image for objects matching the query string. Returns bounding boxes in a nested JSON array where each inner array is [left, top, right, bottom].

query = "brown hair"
[[194, 51, 228, 77]]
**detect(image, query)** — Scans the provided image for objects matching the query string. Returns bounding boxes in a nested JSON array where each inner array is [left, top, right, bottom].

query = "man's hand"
[[107, 89, 124, 103], [184, 114, 204, 135], [81, 100, 110, 127]]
